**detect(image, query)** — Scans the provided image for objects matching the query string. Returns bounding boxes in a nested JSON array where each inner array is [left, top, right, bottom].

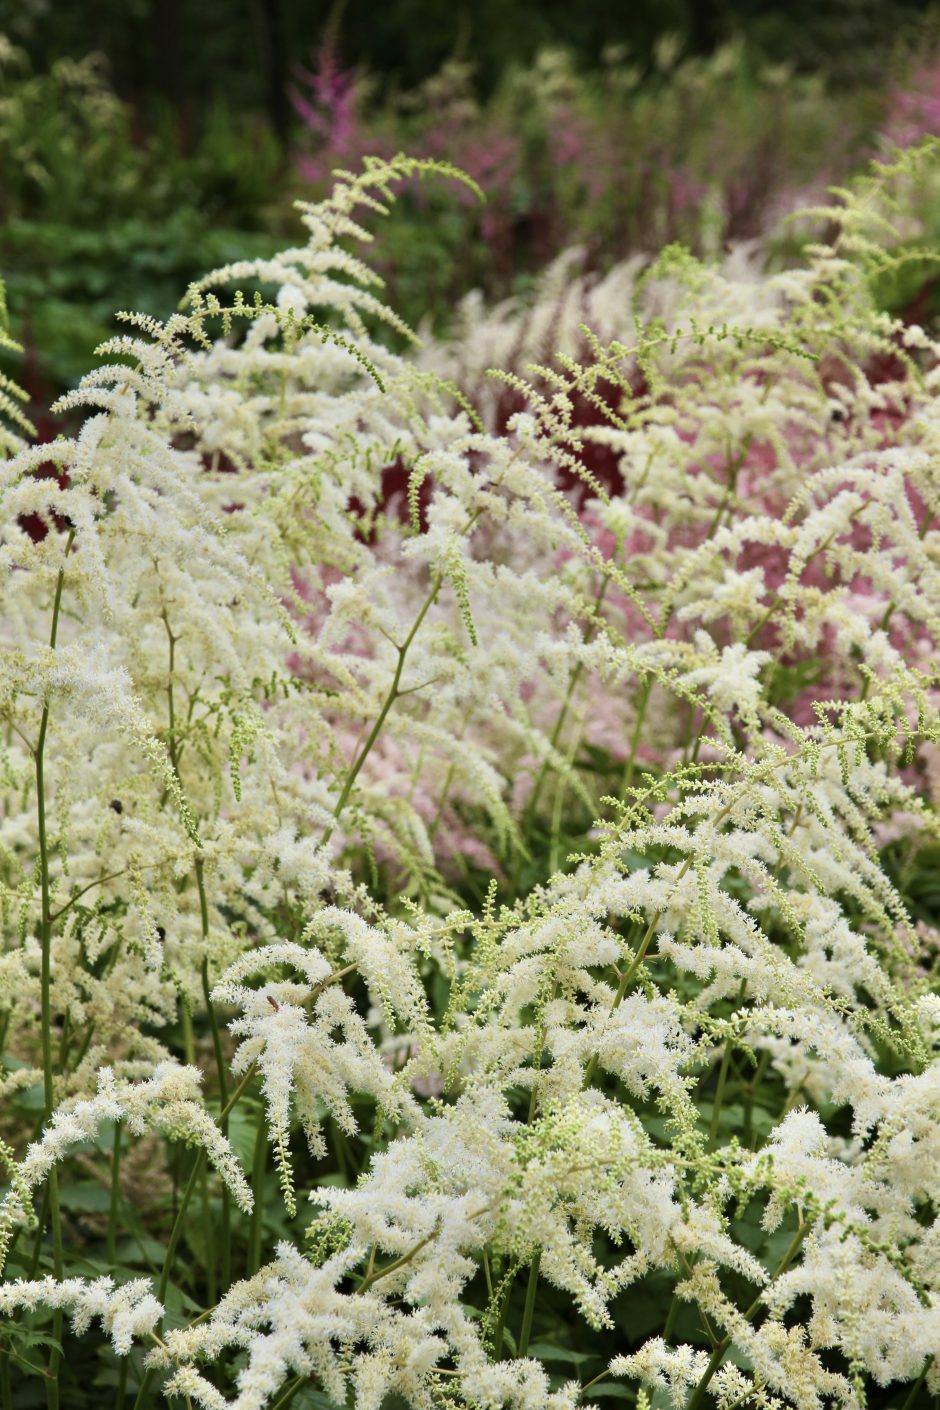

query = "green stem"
[[859, 504, 931, 702], [491, 1271, 512, 1361], [684, 1339, 730, 1410], [159, 1153, 201, 1307], [36, 529, 73, 1410], [356, 1225, 441, 1295], [107, 1121, 122, 1265], [198, 952, 226, 1106], [115, 1359, 128, 1410], [55, 1013, 71, 1072], [335, 1119, 359, 1180], [320, 575, 442, 848], [701, 434, 754, 542], [548, 721, 583, 875], [663, 1290, 682, 1343], [578, 1369, 610, 1397], [180, 1000, 195, 1067], [161, 609, 180, 780], [898, 1360, 932, 1410], [746, 500, 868, 653], [741, 1218, 809, 1321], [329, 1117, 350, 1182], [200, 1166, 217, 1306], [247, 1104, 267, 1278], [525, 575, 609, 828], [321, 509, 481, 851], [517, 1250, 540, 1358], [583, 914, 659, 1087], [0, 1349, 11, 1410], [197, 863, 230, 1290], [708, 984, 745, 1151], [621, 676, 653, 794], [132, 1065, 256, 1410], [588, 782, 749, 1085], [269, 1375, 307, 1410], [744, 591, 782, 648], [482, 1248, 494, 1300], [427, 758, 458, 843], [683, 1215, 809, 1410], [622, 443, 744, 790], [50, 855, 182, 926], [27, 1184, 50, 1278], [742, 1050, 770, 1149]]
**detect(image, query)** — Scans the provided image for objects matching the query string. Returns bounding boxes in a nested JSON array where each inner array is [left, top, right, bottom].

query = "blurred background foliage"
[[3, 0, 940, 397]]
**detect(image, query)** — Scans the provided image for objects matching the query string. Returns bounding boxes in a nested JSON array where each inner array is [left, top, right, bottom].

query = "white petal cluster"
[[0, 1275, 162, 1355]]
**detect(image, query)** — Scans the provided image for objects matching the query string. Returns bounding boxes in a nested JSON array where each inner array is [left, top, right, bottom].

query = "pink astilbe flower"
[[885, 61, 940, 146], [291, 41, 377, 183]]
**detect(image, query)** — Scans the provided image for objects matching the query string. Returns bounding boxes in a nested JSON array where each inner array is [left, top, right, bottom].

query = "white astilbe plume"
[[213, 939, 421, 1212], [0, 1063, 251, 1270], [0, 1276, 162, 1356], [157, 1240, 580, 1410]]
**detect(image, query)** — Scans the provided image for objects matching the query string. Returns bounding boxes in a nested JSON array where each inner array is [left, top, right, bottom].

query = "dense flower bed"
[[0, 148, 939, 1410]]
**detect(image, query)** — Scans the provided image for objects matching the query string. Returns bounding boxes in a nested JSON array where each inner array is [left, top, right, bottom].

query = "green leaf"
[[294, 1393, 345, 1410], [224, 1106, 257, 1172], [58, 1184, 112, 1213], [528, 1343, 594, 1366]]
